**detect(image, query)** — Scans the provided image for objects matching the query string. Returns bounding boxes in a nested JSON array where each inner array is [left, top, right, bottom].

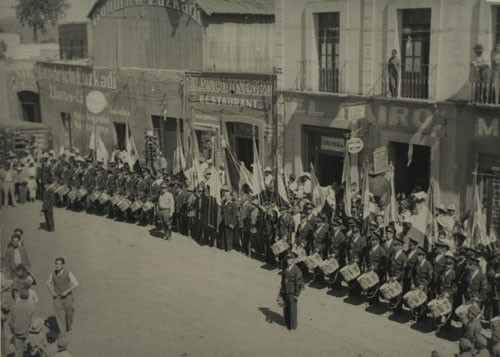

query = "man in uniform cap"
[[431, 238, 451, 299], [158, 182, 175, 241], [465, 256, 489, 307], [387, 236, 407, 313], [222, 189, 238, 252], [435, 251, 458, 331], [280, 252, 304, 331], [412, 246, 433, 322], [329, 217, 347, 274], [364, 230, 387, 305]]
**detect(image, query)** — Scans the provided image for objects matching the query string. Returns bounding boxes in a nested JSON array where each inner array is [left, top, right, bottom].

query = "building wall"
[[90, 3, 204, 70], [204, 15, 274, 73], [36, 61, 184, 158], [277, 0, 498, 101]]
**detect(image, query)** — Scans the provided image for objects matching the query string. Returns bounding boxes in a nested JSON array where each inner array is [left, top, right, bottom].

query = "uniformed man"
[[436, 251, 457, 331], [383, 226, 397, 258], [327, 217, 347, 289], [346, 221, 366, 296], [465, 256, 489, 307], [296, 212, 314, 254], [222, 190, 238, 252], [280, 252, 304, 331], [312, 213, 329, 260], [431, 238, 450, 299], [158, 182, 175, 241], [278, 204, 295, 246], [364, 231, 387, 305], [249, 197, 263, 260], [386, 236, 407, 313], [412, 247, 433, 322]]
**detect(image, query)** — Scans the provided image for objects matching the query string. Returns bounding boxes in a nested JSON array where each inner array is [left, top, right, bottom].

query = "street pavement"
[[0, 203, 459, 356]]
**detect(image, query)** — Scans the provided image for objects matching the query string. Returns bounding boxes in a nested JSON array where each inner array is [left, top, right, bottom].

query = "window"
[[61, 112, 72, 149], [401, 9, 431, 99], [17, 91, 40, 123], [317, 12, 340, 93], [496, 7, 500, 45]]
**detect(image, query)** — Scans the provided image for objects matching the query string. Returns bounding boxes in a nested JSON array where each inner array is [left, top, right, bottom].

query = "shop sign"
[[373, 146, 389, 174], [91, 0, 202, 27], [186, 72, 274, 111], [320, 136, 344, 152], [376, 104, 442, 135], [347, 137, 364, 154], [347, 105, 366, 121], [476, 117, 499, 137]]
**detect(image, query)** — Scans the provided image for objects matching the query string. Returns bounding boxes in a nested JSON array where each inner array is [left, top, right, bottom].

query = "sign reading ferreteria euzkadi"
[[90, 0, 202, 26], [185, 72, 274, 114]]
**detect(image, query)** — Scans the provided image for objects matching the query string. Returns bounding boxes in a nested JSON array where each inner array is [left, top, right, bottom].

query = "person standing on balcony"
[[491, 42, 500, 104], [471, 44, 490, 103], [388, 49, 400, 97]]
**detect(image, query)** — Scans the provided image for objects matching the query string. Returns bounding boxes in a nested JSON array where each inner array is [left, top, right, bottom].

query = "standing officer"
[[278, 205, 295, 247], [465, 256, 489, 307], [346, 221, 366, 296], [412, 247, 433, 322], [280, 252, 304, 331], [222, 190, 238, 252], [41, 181, 57, 232], [364, 231, 387, 305], [387, 236, 407, 313], [158, 182, 175, 241]]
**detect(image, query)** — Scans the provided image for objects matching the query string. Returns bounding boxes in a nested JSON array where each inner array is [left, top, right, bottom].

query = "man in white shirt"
[[158, 183, 175, 241], [46, 258, 79, 335], [264, 167, 273, 189], [4, 161, 16, 207]]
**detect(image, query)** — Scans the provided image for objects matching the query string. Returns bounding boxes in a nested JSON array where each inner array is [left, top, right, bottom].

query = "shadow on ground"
[[258, 307, 285, 326]]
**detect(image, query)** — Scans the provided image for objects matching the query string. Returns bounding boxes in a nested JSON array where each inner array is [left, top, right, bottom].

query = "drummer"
[[328, 217, 347, 289], [412, 246, 433, 322], [364, 230, 387, 305], [431, 238, 451, 300], [346, 221, 366, 297], [464, 256, 489, 308], [386, 236, 407, 314], [436, 251, 457, 332]]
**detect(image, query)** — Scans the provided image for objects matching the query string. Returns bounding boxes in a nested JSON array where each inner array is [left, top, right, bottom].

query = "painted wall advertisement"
[[37, 62, 183, 153]]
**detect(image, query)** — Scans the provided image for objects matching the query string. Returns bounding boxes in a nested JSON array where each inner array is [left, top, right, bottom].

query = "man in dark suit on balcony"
[[388, 49, 400, 97]]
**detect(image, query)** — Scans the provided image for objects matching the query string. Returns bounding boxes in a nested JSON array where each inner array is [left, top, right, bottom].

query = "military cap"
[[416, 246, 427, 256], [385, 225, 395, 234], [444, 251, 457, 262], [393, 236, 405, 245], [371, 230, 383, 241], [333, 217, 344, 226]]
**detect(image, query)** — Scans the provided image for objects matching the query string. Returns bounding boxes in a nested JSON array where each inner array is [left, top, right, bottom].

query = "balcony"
[[469, 68, 500, 105], [379, 63, 437, 100], [296, 60, 348, 94]]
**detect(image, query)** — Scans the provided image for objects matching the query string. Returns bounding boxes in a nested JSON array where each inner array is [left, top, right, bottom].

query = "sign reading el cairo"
[[37, 62, 130, 136]]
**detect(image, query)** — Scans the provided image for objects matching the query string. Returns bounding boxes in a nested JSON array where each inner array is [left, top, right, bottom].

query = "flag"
[[468, 181, 495, 248], [310, 163, 326, 215], [184, 125, 203, 189], [207, 137, 222, 230], [125, 122, 138, 172], [342, 145, 351, 217], [58, 145, 65, 157], [251, 140, 265, 199], [384, 164, 397, 225], [404, 180, 436, 251], [275, 165, 289, 206], [361, 167, 372, 232], [408, 113, 433, 166], [173, 128, 186, 174]]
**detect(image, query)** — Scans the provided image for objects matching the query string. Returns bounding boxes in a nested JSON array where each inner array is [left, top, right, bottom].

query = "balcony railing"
[[380, 63, 436, 100], [470, 68, 500, 105], [297, 60, 348, 94]]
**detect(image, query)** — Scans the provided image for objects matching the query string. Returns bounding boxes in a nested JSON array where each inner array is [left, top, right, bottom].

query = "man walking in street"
[[7, 288, 36, 357], [46, 258, 79, 336], [280, 252, 304, 331], [42, 182, 57, 232]]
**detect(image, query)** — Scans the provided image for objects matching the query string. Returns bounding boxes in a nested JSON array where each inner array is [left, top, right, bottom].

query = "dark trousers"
[[224, 227, 234, 251], [241, 230, 250, 255], [250, 232, 263, 259], [283, 294, 298, 330], [43, 209, 55, 232]]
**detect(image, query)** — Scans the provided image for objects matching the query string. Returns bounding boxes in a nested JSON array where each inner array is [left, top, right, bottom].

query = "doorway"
[[226, 122, 258, 170], [151, 116, 181, 172], [315, 153, 344, 187], [113, 122, 126, 150], [389, 141, 430, 195], [235, 136, 257, 170]]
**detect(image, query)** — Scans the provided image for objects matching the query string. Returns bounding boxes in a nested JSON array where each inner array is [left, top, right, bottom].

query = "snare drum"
[[67, 190, 78, 202], [98, 192, 110, 205], [319, 257, 339, 276], [77, 188, 88, 200], [403, 289, 428, 310], [339, 263, 361, 283], [291, 247, 307, 263], [357, 271, 380, 291], [304, 253, 323, 271], [379, 281, 403, 300], [89, 191, 101, 203], [142, 200, 154, 212], [117, 198, 131, 212], [455, 304, 472, 323], [110, 195, 122, 206], [130, 199, 143, 212], [427, 298, 452, 318], [271, 240, 289, 256], [57, 185, 70, 198]]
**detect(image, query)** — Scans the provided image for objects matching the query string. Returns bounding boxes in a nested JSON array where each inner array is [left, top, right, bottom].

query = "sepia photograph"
[[1, 0, 500, 356]]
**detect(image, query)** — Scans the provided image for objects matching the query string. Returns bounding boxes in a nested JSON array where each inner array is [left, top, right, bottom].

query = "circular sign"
[[86, 90, 107, 114], [347, 137, 364, 154]]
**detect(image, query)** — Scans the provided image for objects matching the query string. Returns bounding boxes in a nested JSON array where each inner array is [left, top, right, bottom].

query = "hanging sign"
[[347, 105, 366, 121], [320, 136, 344, 152], [373, 146, 389, 174], [347, 137, 364, 154]]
